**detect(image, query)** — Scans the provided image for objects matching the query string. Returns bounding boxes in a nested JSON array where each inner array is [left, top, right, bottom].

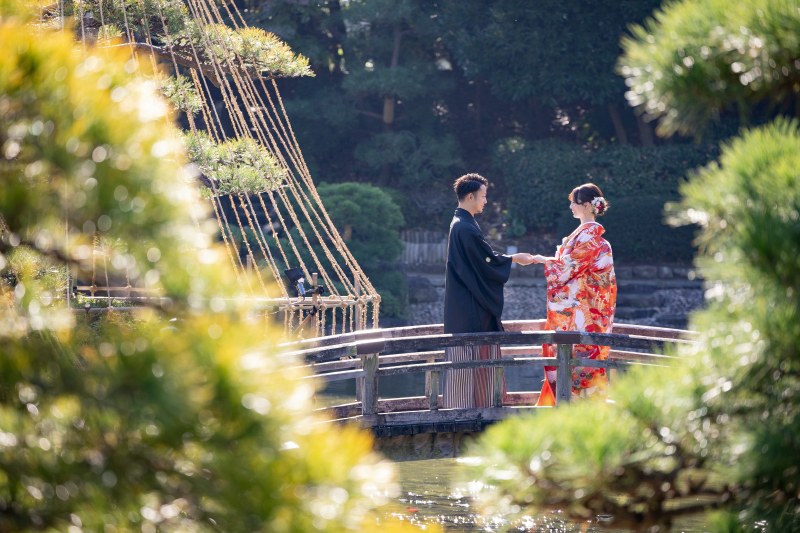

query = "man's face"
[[466, 184, 488, 214]]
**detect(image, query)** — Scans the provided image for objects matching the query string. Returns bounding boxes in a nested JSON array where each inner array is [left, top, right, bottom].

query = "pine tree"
[[0, 5, 416, 532]]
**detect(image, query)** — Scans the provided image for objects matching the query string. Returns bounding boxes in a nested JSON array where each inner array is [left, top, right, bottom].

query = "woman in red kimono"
[[531, 183, 617, 405]]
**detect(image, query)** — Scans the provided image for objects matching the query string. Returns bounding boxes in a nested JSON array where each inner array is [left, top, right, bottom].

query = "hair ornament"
[[590, 196, 606, 214]]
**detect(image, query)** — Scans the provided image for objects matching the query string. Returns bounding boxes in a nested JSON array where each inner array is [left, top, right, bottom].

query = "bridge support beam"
[[361, 353, 379, 415], [428, 370, 439, 411], [492, 367, 504, 407], [556, 343, 572, 406]]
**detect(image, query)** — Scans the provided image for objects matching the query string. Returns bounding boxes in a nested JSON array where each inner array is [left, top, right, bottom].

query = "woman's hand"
[[512, 253, 535, 265], [530, 254, 552, 264]]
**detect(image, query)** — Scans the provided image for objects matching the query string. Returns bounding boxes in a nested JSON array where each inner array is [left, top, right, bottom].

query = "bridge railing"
[[277, 321, 697, 420]]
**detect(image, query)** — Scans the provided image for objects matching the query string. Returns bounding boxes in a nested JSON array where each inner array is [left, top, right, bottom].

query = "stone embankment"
[[407, 264, 705, 329]]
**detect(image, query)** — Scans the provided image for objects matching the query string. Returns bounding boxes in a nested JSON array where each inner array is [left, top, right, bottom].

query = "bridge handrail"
[[281, 329, 693, 364], [277, 320, 696, 354]]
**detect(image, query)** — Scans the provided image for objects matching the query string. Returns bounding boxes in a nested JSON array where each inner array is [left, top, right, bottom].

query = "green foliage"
[[354, 131, 462, 189], [287, 182, 406, 317], [471, 118, 800, 531], [0, 13, 415, 533], [316, 182, 404, 265], [556, 196, 698, 263], [439, 0, 662, 104], [317, 182, 406, 317], [619, 0, 800, 137], [0, 20, 196, 302], [186, 131, 286, 196], [65, 0, 313, 81], [160, 75, 202, 115], [496, 138, 717, 261]]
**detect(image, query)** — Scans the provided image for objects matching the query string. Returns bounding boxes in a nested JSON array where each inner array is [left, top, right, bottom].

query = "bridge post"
[[555, 343, 572, 406], [492, 367, 504, 407], [428, 370, 439, 411], [361, 353, 379, 415]]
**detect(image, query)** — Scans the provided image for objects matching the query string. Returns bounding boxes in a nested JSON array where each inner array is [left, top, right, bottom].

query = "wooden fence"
[[278, 320, 696, 434], [399, 230, 448, 265]]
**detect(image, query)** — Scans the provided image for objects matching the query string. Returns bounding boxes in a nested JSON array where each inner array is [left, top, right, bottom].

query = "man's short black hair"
[[454, 173, 488, 201]]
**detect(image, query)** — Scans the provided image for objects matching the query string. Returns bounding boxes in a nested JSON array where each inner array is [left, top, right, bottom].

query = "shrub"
[[0, 10, 413, 533], [470, 117, 800, 533], [556, 196, 698, 263], [496, 138, 717, 262]]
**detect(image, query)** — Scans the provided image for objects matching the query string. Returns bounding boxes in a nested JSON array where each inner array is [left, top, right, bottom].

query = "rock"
[[615, 307, 658, 320], [658, 266, 674, 279], [407, 276, 439, 304], [672, 267, 692, 279], [616, 293, 659, 308], [379, 317, 411, 328], [615, 266, 633, 279], [619, 283, 659, 294], [633, 265, 658, 279], [656, 314, 689, 329]]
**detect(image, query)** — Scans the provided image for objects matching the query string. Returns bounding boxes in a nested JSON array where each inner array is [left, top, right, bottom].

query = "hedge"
[[494, 139, 718, 262]]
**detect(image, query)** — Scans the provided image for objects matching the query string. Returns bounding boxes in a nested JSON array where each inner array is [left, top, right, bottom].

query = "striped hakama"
[[442, 345, 506, 408]]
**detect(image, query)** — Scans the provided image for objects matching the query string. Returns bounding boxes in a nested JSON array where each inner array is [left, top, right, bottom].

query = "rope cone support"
[[62, 0, 381, 336]]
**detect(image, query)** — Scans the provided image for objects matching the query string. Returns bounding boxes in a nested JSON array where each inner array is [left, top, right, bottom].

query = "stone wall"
[[407, 271, 705, 330]]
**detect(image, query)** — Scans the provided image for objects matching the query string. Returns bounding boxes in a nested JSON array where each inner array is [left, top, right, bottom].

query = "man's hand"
[[530, 254, 553, 264], [512, 253, 535, 265]]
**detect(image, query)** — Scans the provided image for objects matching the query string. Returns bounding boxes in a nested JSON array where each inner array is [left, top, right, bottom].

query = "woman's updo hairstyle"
[[569, 183, 609, 216]]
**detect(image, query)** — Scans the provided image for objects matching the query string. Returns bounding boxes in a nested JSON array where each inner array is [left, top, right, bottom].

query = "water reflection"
[[388, 458, 708, 532]]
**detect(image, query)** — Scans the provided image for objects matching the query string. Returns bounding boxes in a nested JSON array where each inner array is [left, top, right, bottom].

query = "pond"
[[320, 378, 708, 532], [387, 458, 709, 532]]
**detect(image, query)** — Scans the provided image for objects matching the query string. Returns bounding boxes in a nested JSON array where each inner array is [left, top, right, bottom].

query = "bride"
[[531, 183, 617, 405]]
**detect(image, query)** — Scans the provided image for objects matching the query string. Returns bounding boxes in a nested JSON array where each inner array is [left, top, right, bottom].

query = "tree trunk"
[[379, 26, 403, 184], [607, 103, 629, 145], [636, 113, 655, 147]]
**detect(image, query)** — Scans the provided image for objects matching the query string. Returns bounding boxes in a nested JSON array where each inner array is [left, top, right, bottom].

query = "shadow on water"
[[318, 363, 545, 407], [387, 458, 709, 532]]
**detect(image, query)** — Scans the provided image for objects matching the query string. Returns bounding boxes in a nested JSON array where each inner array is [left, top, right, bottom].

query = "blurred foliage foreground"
[[0, 7, 420, 533], [468, 0, 800, 530]]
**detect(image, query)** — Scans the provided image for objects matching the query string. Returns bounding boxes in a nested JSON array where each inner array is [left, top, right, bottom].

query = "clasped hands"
[[511, 253, 553, 266]]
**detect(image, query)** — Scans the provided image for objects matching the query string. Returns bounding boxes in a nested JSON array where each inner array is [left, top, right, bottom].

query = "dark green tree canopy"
[[439, 0, 662, 105]]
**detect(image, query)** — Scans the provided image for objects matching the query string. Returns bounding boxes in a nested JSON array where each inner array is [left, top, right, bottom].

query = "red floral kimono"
[[537, 222, 617, 405]]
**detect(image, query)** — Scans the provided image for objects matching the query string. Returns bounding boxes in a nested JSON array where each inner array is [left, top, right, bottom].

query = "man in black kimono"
[[442, 174, 533, 408]]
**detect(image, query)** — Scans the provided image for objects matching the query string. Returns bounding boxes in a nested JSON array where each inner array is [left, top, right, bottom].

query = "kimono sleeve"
[[454, 228, 512, 315], [544, 232, 600, 287]]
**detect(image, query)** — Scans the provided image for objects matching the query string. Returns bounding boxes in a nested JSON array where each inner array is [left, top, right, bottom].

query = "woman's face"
[[570, 199, 589, 218]]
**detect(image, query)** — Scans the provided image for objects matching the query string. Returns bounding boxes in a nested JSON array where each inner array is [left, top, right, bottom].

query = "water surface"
[[386, 458, 708, 532]]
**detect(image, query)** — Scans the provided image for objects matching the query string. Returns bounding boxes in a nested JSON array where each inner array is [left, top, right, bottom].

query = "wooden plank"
[[279, 321, 691, 354], [608, 350, 680, 362], [571, 357, 668, 370], [299, 369, 366, 382], [424, 358, 434, 399], [556, 343, 572, 406], [292, 347, 674, 374], [612, 323, 699, 340], [505, 391, 540, 406], [492, 367, 504, 408], [280, 343, 357, 362], [376, 357, 553, 377], [69, 307, 145, 314], [361, 353, 379, 415], [363, 406, 538, 427], [429, 370, 439, 411], [379, 330, 678, 354]]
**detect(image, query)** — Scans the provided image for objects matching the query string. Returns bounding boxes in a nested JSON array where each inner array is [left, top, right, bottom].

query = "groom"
[[442, 173, 534, 409]]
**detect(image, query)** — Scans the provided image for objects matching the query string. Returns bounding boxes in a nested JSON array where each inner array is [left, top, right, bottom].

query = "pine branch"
[[102, 42, 278, 87]]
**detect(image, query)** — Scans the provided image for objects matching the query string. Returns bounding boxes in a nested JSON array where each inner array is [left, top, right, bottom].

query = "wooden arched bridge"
[[279, 320, 696, 459]]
